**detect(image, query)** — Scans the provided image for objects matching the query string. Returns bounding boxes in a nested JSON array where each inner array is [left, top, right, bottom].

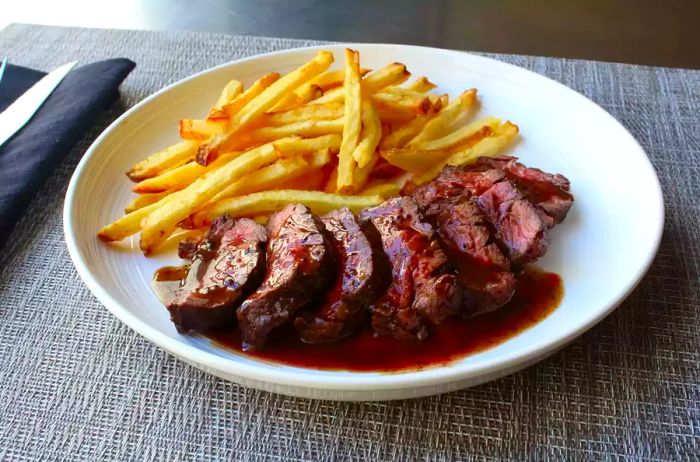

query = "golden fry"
[[380, 147, 452, 172], [299, 68, 371, 93], [206, 147, 333, 205], [127, 140, 198, 181], [178, 119, 227, 140], [408, 89, 477, 146], [264, 102, 344, 125], [379, 114, 434, 150], [352, 97, 382, 169], [215, 79, 243, 107], [140, 139, 295, 254], [275, 169, 326, 191], [271, 84, 322, 111], [363, 63, 410, 92], [200, 52, 333, 162], [447, 121, 519, 166], [272, 133, 342, 153], [133, 151, 239, 193], [98, 199, 168, 242], [198, 190, 384, 226], [351, 154, 379, 192], [359, 179, 401, 198], [312, 63, 410, 104], [411, 116, 501, 151], [248, 118, 343, 142], [206, 157, 309, 205], [124, 190, 174, 214], [411, 121, 519, 184], [407, 76, 437, 93], [208, 72, 279, 120], [336, 48, 363, 192], [232, 50, 334, 129], [373, 89, 431, 119]]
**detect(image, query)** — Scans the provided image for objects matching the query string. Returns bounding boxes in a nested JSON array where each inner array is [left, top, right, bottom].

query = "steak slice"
[[162, 216, 267, 334], [360, 197, 460, 340], [237, 204, 334, 350], [294, 208, 390, 343], [477, 180, 550, 264], [435, 199, 516, 315], [412, 163, 552, 265], [466, 156, 574, 225], [502, 162, 573, 225], [410, 178, 516, 315]]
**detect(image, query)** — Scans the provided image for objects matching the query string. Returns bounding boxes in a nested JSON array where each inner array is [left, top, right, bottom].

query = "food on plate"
[[154, 216, 267, 333], [237, 204, 335, 350], [360, 197, 461, 340], [294, 207, 391, 344], [99, 49, 519, 253], [96, 48, 575, 365], [156, 158, 573, 351], [190, 189, 384, 227]]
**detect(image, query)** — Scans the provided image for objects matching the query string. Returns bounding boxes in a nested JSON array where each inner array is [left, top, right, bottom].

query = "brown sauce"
[[152, 265, 189, 307], [207, 266, 563, 372]]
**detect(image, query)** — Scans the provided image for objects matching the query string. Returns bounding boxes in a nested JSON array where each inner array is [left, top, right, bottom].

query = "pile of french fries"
[[98, 49, 519, 255]]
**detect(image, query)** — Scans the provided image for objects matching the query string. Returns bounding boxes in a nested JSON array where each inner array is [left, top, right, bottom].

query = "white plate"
[[64, 44, 663, 401]]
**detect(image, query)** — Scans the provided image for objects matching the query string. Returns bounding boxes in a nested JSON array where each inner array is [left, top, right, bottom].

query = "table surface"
[[0, 24, 698, 461], [4, 0, 700, 70]]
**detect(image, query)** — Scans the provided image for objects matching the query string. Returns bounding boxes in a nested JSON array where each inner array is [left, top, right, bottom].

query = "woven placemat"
[[0, 24, 698, 461]]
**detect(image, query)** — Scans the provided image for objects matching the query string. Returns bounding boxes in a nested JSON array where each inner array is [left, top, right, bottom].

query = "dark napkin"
[[0, 58, 135, 241]]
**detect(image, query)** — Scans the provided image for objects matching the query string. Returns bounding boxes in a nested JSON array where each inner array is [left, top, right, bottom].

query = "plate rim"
[[63, 43, 664, 391]]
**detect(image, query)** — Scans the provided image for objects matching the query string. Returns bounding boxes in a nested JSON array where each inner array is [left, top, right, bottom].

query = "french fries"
[[215, 80, 243, 106], [127, 140, 198, 181], [336, 49, 363, 192], [312, 63, 410, 104], [408, 89, 477, 146], [410, 116, 501, 151], [106, 49, 521, 257], [195, 190, 384, 226], [124, 190, 173, 213], [208, 72, 279, 120], [360, 179, 401, 198], [352, 97, 382, 170], [265, 102, 344, 125], [407, 76, 437, 93], [133, 151, 240, 193], [207, 147, 333, 205], [249, 118, 344, 141], [178, 119, 227, 140], [199, 52, 333, 163], [379, 114, 434, 150], [411, 121, 520, 185], [380, 147, 452, 172], [206, 79, 243, 119], [140, 140, 288, 253]]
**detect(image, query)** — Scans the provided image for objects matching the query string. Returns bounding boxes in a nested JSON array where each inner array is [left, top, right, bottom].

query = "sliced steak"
[[162, 216, 267, 334], [466, 156, 574, 225], [410, 177, 516, 315], [360, 197, 460, 340], [237, 204, 334, 350], [412, 162, 552, 265], [477, 180, 550, 264], [294, 208, 391, 343], [503, 165, 573, 225], [434, 199, 516, 315]]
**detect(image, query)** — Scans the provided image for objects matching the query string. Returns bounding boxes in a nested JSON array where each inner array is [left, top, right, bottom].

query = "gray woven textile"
[[0, 24, 698, 461]]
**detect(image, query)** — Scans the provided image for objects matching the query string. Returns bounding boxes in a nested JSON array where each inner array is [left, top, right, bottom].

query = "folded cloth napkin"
[[0, 58, 135, 243]]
